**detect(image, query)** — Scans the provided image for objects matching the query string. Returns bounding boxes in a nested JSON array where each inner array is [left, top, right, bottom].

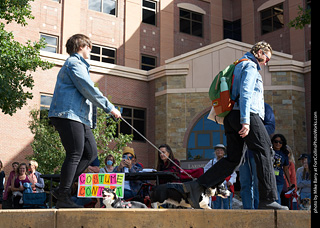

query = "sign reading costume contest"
[[77, 173, 125, 198]]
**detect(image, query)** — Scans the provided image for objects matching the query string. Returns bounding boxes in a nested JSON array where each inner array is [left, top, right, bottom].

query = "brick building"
[[0, 0, 311, 174]]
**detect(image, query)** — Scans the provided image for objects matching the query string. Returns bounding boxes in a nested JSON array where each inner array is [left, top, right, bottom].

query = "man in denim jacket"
[[49, 34, 121, 208], [183, 41, 288, 210]]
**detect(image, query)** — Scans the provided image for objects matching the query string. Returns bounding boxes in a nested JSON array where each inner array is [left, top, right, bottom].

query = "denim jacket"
[[48, 53, 115, 128], [232, 52, 265, 125]]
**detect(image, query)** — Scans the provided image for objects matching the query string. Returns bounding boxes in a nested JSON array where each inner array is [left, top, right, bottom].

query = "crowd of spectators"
[[0, 139, 311, 210]]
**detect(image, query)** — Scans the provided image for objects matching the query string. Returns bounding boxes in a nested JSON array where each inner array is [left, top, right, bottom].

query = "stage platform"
[[0, 208, 311, 228]]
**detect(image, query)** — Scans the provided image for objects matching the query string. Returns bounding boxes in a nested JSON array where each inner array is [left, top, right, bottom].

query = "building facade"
[[0, 0, 311, 174]]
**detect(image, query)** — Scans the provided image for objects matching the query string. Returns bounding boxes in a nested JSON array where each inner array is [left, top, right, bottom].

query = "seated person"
[[156, 144, 181, 184], [296, 155, 311, 202], [28, 160, 45, 193], [203, 144, 236, 209], [2, 161, 19, 208], [99, 154, 115, 173], [113, 147, 142, 200], [132, 154, 144, 169], [11, 163, 31, 208]]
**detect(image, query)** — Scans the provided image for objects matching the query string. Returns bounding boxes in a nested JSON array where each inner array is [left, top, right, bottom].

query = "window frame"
[[40, 94, 53, 111], [88, 0, 117, 16], [186, 112, 226, 160], [179, 8, 203, 38], [142, 0, 157, 26], [40, 34, 59, 53], [90, 44, 117, 64], [223, 19, 242, 41], [141, 54, 157, 71], [260, 3, 284, 35], [116, 105, 147, 142]]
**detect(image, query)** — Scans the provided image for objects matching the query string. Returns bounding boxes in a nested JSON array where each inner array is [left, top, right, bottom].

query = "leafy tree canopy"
[[288, 5, 311, 30], [0, 0, 54, 115]]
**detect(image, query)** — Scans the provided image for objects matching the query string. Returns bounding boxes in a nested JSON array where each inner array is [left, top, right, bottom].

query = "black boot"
[[56, 193, 83, 209], [182, 180, 205, 209]]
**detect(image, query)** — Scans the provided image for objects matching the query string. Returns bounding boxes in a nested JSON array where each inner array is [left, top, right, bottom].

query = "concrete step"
[[0, 208, 311, 228]]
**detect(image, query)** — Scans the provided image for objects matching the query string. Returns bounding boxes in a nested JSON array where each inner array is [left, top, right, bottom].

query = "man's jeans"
[[239, 152, 259, 209], [50, 117, 98, 195], [197, 110, 278, 202]]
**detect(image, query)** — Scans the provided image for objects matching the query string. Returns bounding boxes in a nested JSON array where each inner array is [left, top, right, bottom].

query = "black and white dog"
[[150, 183, 231, 209], [102, 188, 147, 209]]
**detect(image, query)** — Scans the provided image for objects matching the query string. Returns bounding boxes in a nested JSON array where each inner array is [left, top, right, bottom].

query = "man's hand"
[[239, 123, 250, 138], [117, 159, 126, 171], [111, 107, 121, 118]]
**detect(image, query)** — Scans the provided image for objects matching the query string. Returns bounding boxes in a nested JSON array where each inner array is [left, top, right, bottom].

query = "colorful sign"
[[77, 173, 125, 198]]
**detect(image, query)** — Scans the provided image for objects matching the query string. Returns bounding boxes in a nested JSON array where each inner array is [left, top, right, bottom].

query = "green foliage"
[[27, 108, 133, 174], [27, 109, 65, 174], [93, 108, 133, 166], [0, 0, 54, 115], [0, 0, 35, 26], [288, 5, 311, 30]]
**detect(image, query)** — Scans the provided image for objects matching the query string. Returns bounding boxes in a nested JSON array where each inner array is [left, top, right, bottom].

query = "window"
[[141, 55, 156, 71], [40, 34, 58, 53], [142, 0, 156, 25], [90, 45, 116, 64], [117, 106, 146, 142], [88, 0, 116, 16], [261, 3, 284, 35], [187, 112, 226, 160], [40, 94, 53, 120], [179, 9, 203, 37], [223, 19, 241, 41], [40, 94, 53, 111]]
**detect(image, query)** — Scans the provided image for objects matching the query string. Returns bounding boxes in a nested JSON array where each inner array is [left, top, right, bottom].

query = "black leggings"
[[50, 117, 97, 195]]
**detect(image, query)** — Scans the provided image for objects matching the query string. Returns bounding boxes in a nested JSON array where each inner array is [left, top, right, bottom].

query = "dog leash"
[[119, 116, 196, 180]]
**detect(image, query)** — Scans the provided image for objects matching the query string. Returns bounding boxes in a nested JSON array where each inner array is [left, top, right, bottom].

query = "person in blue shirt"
[[183, 41, 288, 210], [48, 34, 121, 208], [239, 103, 275, 209], [271, 134, 292, 204]]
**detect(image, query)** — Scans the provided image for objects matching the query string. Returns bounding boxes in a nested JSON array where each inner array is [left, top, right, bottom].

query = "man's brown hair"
[[66, 34, 92, 55]]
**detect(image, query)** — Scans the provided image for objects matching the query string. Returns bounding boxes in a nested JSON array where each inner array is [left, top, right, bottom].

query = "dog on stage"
[[300, 198, 311, 210], [102, 187, 147, 209], [150, 183, 231, 209]]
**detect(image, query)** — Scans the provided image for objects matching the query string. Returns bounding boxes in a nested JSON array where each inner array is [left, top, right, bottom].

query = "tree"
[[288, 5, 311, 30], [93, 108, 133, 165], [0, 0, 54, 115], [27, 108, 133, 175]]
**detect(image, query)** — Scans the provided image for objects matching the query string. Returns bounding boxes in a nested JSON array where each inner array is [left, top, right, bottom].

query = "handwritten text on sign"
[[77, 173, 125, 198]]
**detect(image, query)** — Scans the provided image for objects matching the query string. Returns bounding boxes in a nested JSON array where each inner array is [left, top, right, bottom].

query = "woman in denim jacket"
[[183, 41, 288, 210], [48, 34, 121, 208]]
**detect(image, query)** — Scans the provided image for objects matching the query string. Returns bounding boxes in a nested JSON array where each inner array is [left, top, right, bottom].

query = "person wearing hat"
[[296, 154, 309, 187], [113, 147, 142, 199], [203, 144, 237, 209]]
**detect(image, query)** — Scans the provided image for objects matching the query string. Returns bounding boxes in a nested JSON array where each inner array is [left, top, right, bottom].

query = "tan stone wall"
[[0, 209, 311, 228], [265, 71, 307, 164]]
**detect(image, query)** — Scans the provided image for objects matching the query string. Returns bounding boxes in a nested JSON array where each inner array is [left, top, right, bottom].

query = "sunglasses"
[[122, 155, 133, 160], [262, 51, 270, 63], [273, 140, 283, 144]]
